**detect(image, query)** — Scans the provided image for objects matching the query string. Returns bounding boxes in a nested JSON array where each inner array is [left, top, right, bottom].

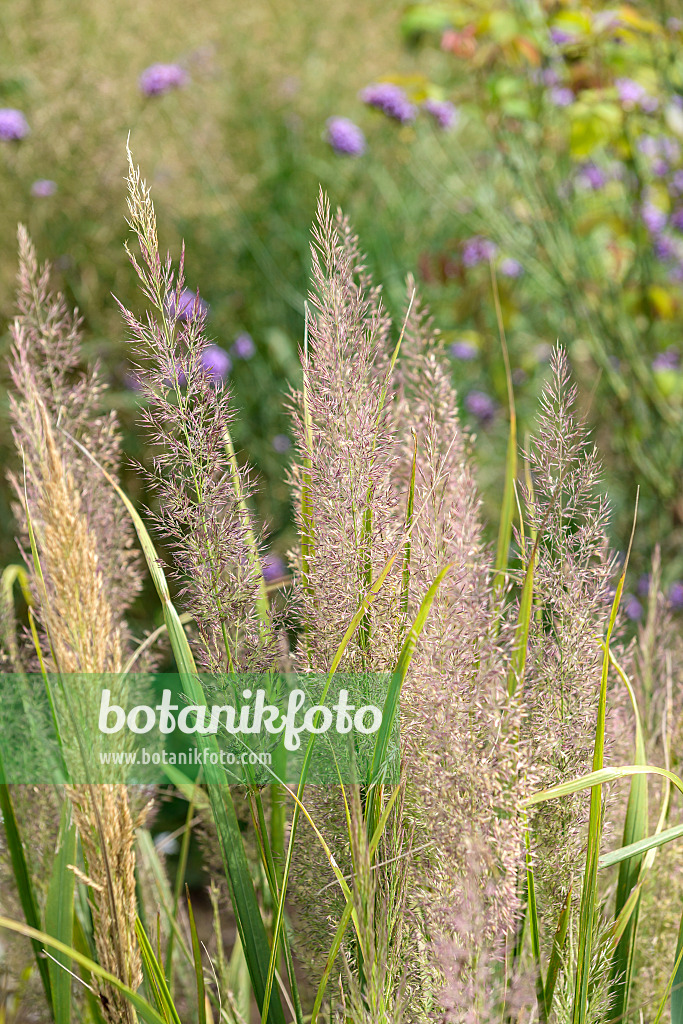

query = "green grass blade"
[[227, 934, 252, 1024], [610, 660, 648, 1022], [60, 428, 287, 1024], [44, 801, 77, 1024], [545, 888, 571, 1017], [571, 494, 637, 1024], [186, 890, 207, 1024], [523, 814, 546, 1021], [598, 823, 683, 869], [0, 915, 166, 1024], [0, 756, 53, 1012], [491, 259, 517, 598], [672, 911, 683, 1024], [310, 785, 403, 1023], [523, 765, 683, 806], [135, 829, 192, 972], [507, 532, 537, 698], [370, 563, 452, 786], [401, 430, 418, 618], [135, 917, 183, 1024]]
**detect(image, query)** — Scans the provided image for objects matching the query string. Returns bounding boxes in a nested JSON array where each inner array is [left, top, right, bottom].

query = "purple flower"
[[669, 581, 683, 610], [167, 288, 208, 321], [671, 170, 683, 195], [423, 98, 459, 131], [200, 345, 231, 382], [272, 434, 291, 453], [31, 179, 57, 197], [499, 257, 524, 278], [139, 63, 187, 97], [616, 78, 657, 111], [465, 390, 496, 422], [624, 595, 643, 621], [642, 203, 667, 234], [549, 87, 574, 107], [450, 340, 478, 360], [262, 554, 286, 582], [462, 236, 498, 266], [576, 162, 608, 190], [654, 234, 678, 261], [637, 573, 651, 598], [325, 116, 366, 156], [232, 332, 256, 359], [671, 208, 683, 231], [0, 109, 29, 141], [124, 371, 143, 391], [360, 83, 417, 123], [652, 348, 680, 371], [549, 27, 576, 45]]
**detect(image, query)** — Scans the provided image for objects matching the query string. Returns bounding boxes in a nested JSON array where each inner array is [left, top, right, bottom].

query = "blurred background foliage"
[[2, 0, 683, 626]]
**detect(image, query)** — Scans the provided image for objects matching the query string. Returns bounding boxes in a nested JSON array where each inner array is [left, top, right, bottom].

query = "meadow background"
[[2, 0, 683, 633]]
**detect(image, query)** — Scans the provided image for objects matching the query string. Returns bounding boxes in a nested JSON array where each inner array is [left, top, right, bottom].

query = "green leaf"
[[491, 262, 517, 600], [610, 656, 648, 1021], [545, 889, 571, 1016], [310, 786, 402, 1023], [523, 815, 546, 1020], [44, 801, 77, 1024], [186, 890, 207, 1024], [571, 495, 637, 1024], [135, 917, 183, 1024], [523, 764, 683, 807], [599, 822, 683, 869], [672, 912, 683, 1024], [0, 757, 53, 1011], [60, 428, 288, 1024], [0, 915, 166, 1024]]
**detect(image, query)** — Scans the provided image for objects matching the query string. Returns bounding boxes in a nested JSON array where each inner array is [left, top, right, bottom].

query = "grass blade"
[[545, 888, 571, 1017], [370, 563, 452, 786], [60, 427, 288, 1024], [0, 915, 166, 1024], [672, 911, 683, 1024], [44, 801, 77, 1024], [0, 757, 53, 1012], [523, 765, 683, 806], [571, 493, 637, 1024], [186, 889, 207, 1024], [598, 823, 683, 869], [610, 661, 648, 1022], [491, 257, 517, 599]]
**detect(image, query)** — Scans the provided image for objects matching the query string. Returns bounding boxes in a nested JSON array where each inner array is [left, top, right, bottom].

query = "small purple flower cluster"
[[652, 348, 680, 371], [499, 257, 524, 278], [549, 27, 578, 46], [465, 390, 496, 423], [167, 288, 209, 321], [549, 86, 575, 108], [201, 345, 231, 382], [139, 63, 187, 97], [462, 236, 498, 267], [0, 108, 29, 141], [232, 332, 256, 359], [575, 162, 608, 191], [326, 117, 366, 156], [422, 98, 458, 131], [450, 340, 478, 360], [616, 78, 658, 113], [31, 179, 57, 197], [360, 83, 417, 123]]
